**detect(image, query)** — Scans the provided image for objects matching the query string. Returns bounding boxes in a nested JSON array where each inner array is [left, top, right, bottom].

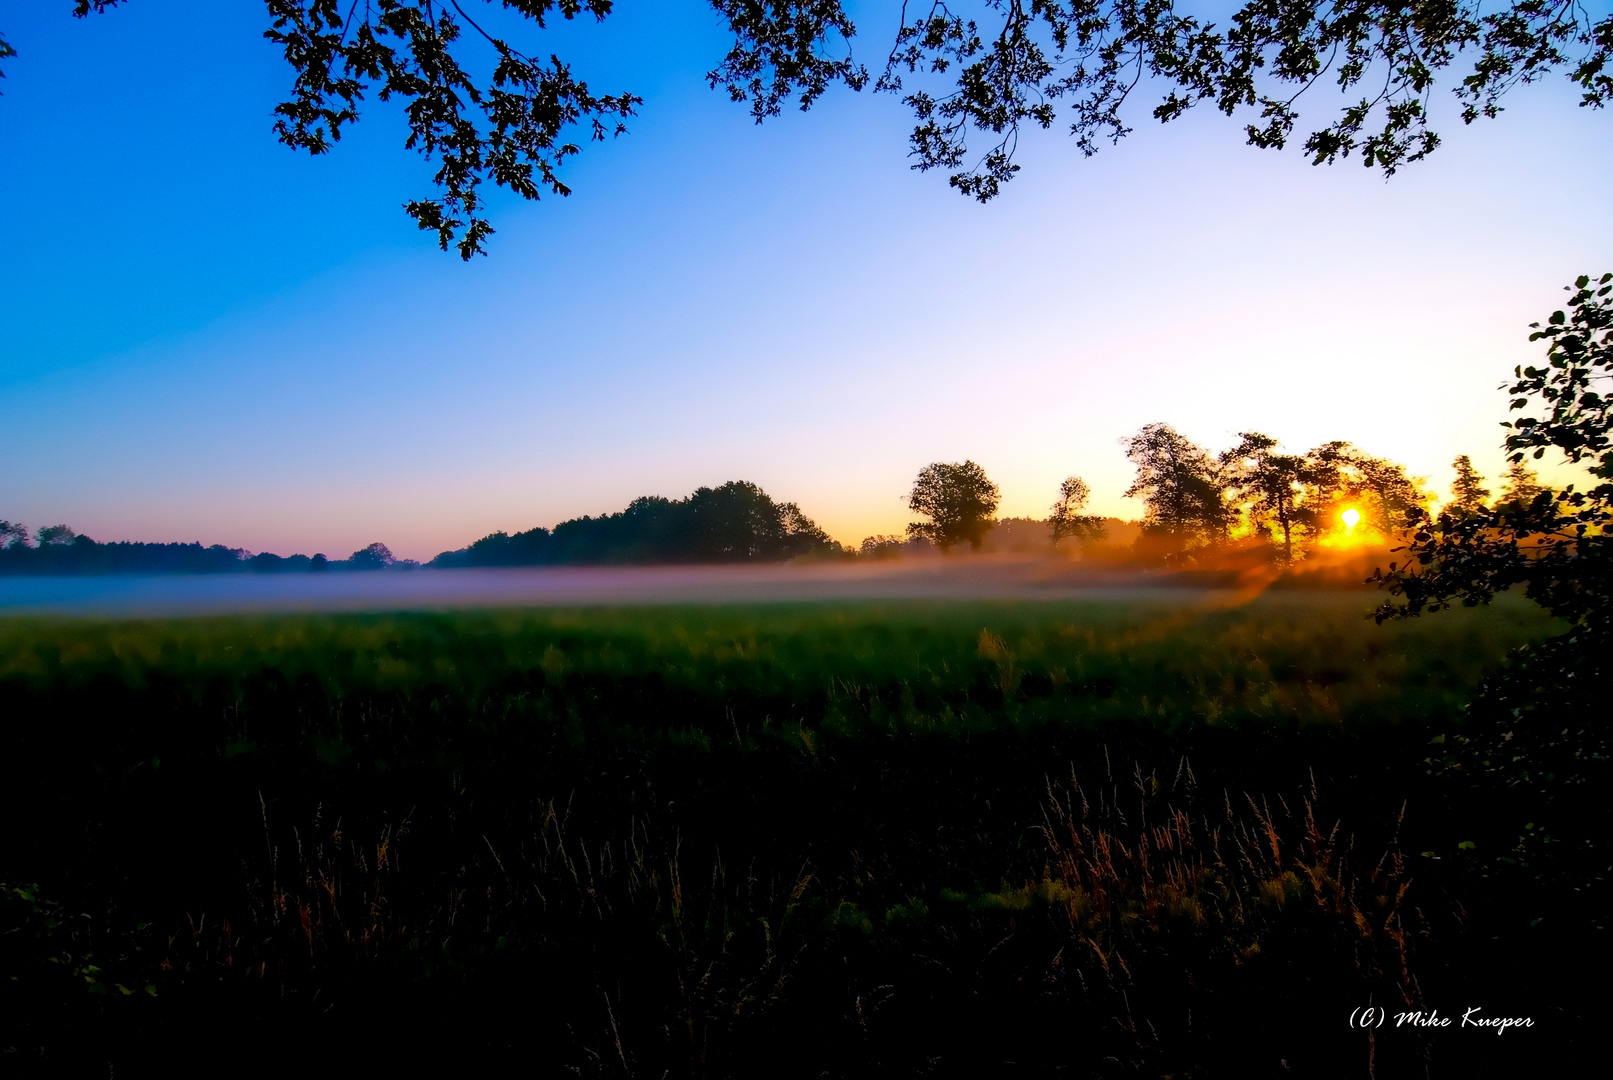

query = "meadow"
[[0, 591, 1589, 1075]]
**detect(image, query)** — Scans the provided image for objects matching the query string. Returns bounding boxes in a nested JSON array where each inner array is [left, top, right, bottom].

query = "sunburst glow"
[[1341, 507, 1362, 531]]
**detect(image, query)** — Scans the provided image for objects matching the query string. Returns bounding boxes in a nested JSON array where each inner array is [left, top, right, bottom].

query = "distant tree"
[[858, 534, 905, 559], [36, 524, 79, 546], [1123, 424, 1231, 549], [907, 461, 999, 552], [776, 502, 837, 558], [1449, 455, 1491, 515], [1219, 433, 1325, 563], [686, 481, 833, 560], [1300, 438, 1351, 510], [0, 520, 29, 550], [978, 517, 1048, 553], [19, 3, 1607, 256], [432, 480, 835, 566], [1336, 450, 1427, 536], [0, 530, 260, 575], [1048, 476, 1106, 547], [346, 542, 396, 570], [1497, 458, 1546, 510]]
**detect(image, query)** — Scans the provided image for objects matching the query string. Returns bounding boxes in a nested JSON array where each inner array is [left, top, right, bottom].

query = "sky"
[[2, 1, 1611, 561]]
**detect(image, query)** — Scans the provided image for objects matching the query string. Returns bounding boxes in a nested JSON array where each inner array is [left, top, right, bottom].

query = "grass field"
[[0, 592, 1590, 1075]]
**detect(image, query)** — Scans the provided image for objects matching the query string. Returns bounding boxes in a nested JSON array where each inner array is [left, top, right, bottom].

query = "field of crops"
[[0, 592, 1593, 1075]]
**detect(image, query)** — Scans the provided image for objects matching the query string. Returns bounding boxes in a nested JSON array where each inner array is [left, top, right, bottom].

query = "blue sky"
[[3, 1, 1611, 560]]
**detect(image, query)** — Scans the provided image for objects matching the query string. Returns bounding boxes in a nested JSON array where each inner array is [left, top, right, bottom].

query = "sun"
[[1341, 507, 1362, 532]]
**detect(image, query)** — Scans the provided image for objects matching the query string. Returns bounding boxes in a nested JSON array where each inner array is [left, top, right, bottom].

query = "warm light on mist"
[[1341, 507, 1362, 532]]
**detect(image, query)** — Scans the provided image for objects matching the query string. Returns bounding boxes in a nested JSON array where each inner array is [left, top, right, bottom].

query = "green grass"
[[0, 593, 1573, 1076], [0, 590, 1556, 732]]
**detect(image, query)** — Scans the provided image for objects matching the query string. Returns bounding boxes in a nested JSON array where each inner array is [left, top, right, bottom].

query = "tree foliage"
[[1123, 423, 1230, 547], [907, 460, 1000, 551], [436, 479, 838, 565], [1376, 273, 1613, 637], [11, 1, 1607, 255], [1449, 454, 1491, 515], [875, 0, 1613, 200], [1498, 457, 1546, 510], [347, 541, 398, 570], [1218, 432, 1320, 562], [1373, 276, 1613, 916], [1333, 447, 1426, 536], [1124, 426, 1424, 562], [1048, 475, 1106, 546], [1, 520, 32, 550]]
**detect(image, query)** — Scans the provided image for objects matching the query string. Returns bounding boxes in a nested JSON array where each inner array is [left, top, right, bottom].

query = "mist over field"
[[0, 546, 1397, 618], [0, 561, 1126, 617]]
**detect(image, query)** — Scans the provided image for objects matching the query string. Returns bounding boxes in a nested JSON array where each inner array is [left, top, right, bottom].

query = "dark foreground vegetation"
[[3, 595, 1604, 1076]]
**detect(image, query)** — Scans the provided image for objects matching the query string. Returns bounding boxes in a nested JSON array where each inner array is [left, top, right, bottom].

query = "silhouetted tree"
[[1301, 439, 1352, 513], [346, 542, 396, 570], [686, 481, 830, 560], [1219, 433, 1325, 563], [858, 535, 905, 559], [907, 461, 999, 552], [1376, 273, 1613, 920], [1123, 424, 1231, 551], [432, 480, 835, 566], [1497, 458, 1546, 511], [0, 527, 261, 575], [1381, 273, 1613, 636], [1449, 455, 1491, 515], [0, 520, 29, 550], [1336, 449, 1426, 537], [1048, 476, 1106, 547], [16, 3, 1607, 256], [774, 500, 836, 559]]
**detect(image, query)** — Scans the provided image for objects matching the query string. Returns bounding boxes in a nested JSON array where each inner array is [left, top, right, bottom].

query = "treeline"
[[875, 426, 1549, 568], [0, 482, 835, 576], [431, 481, 834, 567], [3, 427, 1548, 576], [0, 523, 415, 577], [1116, 425, 1549, 565]]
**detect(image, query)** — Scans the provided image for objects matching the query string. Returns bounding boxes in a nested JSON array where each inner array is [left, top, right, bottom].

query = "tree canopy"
[[1379, 272, 1613, 636], [1449, 454, 1491, 515], [1498, 457, 1546, 509], [1122, 423, 1231, 546], [434, 480, 837, 566], [1372, 274, 1612, 830], [1119, 423, 1428, 563], [1048, 475, 1105, 546], [1218, 432, 1323, 563], [6, 2, 1606, 256], [907, 460, 1000, 551]]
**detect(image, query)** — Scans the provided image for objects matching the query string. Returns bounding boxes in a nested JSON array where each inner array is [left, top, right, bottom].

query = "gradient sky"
[[3, 2, 1611, 561]]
